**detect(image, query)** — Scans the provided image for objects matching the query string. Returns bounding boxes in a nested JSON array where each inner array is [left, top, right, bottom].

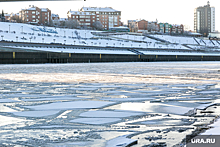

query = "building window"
[[32, 16, 35, 18], [45, 13, 47, 15], [32, 11, 35, 14], [45, 17, 47, 19]]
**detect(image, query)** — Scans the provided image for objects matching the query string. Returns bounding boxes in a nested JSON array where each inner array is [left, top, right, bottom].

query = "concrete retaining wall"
[[0, 51, 220, 64]]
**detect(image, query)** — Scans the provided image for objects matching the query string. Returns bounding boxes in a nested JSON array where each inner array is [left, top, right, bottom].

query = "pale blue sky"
[[0, 0, 219, 31]]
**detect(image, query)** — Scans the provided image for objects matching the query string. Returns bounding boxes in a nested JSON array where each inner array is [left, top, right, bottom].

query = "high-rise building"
[[194, 1, 215, 36]]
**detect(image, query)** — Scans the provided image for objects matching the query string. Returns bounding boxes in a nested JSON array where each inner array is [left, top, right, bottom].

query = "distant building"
[[159, 23, 171, 33], [67, 11, 96, 29], [137, 20, 148, 33], [194, 1, 215, 36], [68, 7, 122, 30], [20, 5, 51, 25], [127, 20, 138, 32], [9, 13, 20, 22], [159, 23, 184, 34], [171, 24, 184, 34], [51, 14, 59, 20]]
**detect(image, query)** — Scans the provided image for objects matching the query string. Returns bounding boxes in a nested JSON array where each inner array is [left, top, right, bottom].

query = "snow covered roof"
[[5, 14, 10, 17], [41, 8, 48, 12], [128, 20, 138, 23], [59, 18, 68, 21], [68, 11, 95, 15], [81, 7, 119, 12], [26, 7, 36, 11], [110, 26, 129, 29], [52, 14, 59, 17]]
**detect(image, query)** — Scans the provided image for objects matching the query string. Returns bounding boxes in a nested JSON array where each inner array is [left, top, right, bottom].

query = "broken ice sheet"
[[70, 118, 121, 125], [108, 101, 192, 115], [12, 110, 60, 117], [79, 110, 144, 118], [24, 101, 115, 110]]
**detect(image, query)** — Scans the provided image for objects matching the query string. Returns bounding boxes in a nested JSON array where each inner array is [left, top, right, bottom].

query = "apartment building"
[[67, 11, 96, 29], [159, 23, 184, 34], [68, 7, 121, 30], [20, 5, 51, 25], [128, 20, 138, 32], [171, 24, 184, 34], [194, 1, 215, 36], [128, 20, 159, 33]]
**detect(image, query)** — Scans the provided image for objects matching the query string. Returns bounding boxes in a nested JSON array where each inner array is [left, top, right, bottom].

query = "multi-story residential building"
[[68, 7, 121, 30], [159, 23, 184, 34], [80, 7, 121, 30], [127, 20, 138, 32], [20, 5, 51, 25], [137, 20, 148, 33], [159, 23, 171, 33], [40, 8, 51, 25], [194, 1, 215, 36], [67, 11, 96, 29], [171, 24, 184, 34]]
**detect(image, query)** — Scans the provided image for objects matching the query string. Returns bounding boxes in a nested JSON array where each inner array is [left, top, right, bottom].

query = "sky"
[[0, 0, 220, 31]]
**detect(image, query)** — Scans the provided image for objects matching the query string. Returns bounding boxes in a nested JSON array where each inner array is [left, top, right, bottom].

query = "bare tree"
[[147, 23, 155, 32], [10, 14, 22, 23], [147, 23, 159, 32], [53, 17, 60, 27], [66, 19, 80, 29], [92, 21, 103, 30], [129, 23, 138, 32]]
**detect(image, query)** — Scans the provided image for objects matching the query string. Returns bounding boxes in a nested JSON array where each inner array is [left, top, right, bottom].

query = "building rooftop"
[[52, 14, 59, 17], [81, 7, 119, 12], [41, 8, 48, 12], [68, 11, 95, 15]]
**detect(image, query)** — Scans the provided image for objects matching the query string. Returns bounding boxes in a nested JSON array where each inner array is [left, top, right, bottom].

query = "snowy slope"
[[1, 22, 220, 53]]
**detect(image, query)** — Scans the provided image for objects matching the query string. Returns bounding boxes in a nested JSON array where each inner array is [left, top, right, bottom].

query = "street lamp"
[[64, 31, 66, 38], [21, 26, 23, 34], [72, 32, 73, 38], [16, 36, 18, 42], [1, 35, 4, 40], [9, 25, 10, 33], [74, 40, 76, 45], [53, 39, 56, 43], [42, 38, 44, 43], [64, 40, 66, 44], [29, 37, 32, 43]]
